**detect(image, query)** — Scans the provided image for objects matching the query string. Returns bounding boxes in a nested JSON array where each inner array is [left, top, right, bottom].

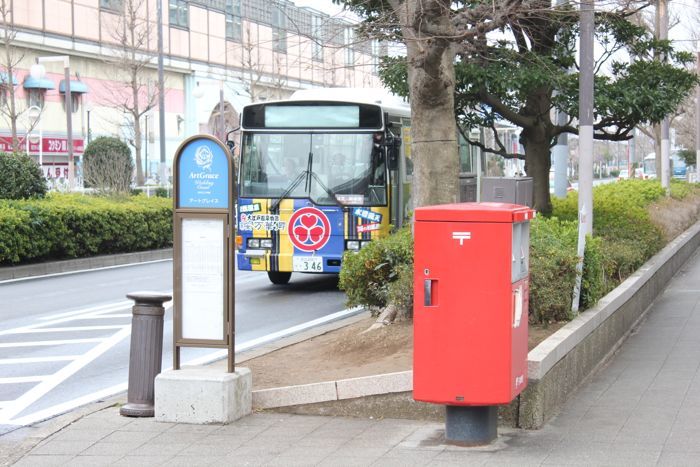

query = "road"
[[0, 260, 351, 430]]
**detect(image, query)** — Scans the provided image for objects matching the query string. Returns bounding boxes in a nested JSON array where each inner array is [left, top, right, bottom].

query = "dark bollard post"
[[120, 291, 172, 417], [445, 405, 498, 446]]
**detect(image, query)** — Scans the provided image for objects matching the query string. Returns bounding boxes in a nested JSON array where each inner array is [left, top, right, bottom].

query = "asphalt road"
[[0, 260, 350, 430]]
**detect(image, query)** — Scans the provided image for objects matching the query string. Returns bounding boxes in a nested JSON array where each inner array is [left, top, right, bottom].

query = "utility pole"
[[552, 0, 570, 198], [573, 0, 594, 313], [157, 0, 167, 185], [658, 0, 670, 191], [696, 39, 699, 183]]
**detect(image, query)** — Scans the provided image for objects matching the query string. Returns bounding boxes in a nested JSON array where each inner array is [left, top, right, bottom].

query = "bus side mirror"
[[386, 136, 401, 170], [226, 140, 236, 153]]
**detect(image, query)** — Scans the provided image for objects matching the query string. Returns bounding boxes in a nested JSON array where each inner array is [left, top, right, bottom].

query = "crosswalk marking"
[[0, 338, 105, 348], [0, 356, 79, 365], [12, 326, 125, 334], [0, 375, 49, 384]]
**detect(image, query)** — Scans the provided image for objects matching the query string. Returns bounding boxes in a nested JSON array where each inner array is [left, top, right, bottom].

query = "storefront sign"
[[0, 136, 85, 155]]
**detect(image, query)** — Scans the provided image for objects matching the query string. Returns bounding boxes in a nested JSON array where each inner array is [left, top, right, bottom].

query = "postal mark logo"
[[194, 145, 214, 172], [288, 207, 331, 252]]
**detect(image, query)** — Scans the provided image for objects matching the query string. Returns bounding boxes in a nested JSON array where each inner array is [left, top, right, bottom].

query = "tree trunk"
[[133, 113, 144, 186], [403, 0, 459, 208], [522, 128, 553, 215]]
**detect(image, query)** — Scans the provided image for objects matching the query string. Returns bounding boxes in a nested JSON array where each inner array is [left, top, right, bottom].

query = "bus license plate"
[[293, 256, 323, 272]]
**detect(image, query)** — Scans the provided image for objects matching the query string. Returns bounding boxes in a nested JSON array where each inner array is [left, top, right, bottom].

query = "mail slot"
[[413, 202, 535, 405]]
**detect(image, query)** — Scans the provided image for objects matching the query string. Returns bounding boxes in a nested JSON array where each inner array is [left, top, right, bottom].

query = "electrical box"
[[480, 177, 533, 207], [413, 202, 535, 405]]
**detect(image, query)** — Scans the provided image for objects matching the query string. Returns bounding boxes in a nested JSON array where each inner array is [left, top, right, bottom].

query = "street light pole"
[[157, 0, 167, 185], [658, 0, 670, 192], [33, 55, 73, 189]]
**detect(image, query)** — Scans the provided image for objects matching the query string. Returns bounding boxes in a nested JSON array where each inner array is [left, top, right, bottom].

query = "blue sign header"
[[177, 138, 230, 209]]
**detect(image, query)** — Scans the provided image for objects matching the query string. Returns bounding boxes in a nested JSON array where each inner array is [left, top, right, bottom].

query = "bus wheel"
[[268, 271, 292, 285]]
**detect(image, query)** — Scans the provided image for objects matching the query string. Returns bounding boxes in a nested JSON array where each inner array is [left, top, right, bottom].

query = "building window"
[[100, 0, 124, 10], [169, 0, 189, 28], [61, 94, 81, 114], [344, 27, 354, 65], [272, 4, 287, 53], [26, 89, 45, 109], [226, 1, 241, 41], [312, 16, 323, 62]]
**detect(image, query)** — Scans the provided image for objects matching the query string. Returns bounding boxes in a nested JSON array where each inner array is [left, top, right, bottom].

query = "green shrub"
[[83, 137, 133, 193], [528, 217, 578, 323], [339, 227, 413, 314], [0, 193, 172, 264], [0, 152, 47, 199]]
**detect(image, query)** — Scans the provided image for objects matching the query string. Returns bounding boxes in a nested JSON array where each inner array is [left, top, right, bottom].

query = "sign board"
[[173, 135, 236, 372], [0, 136, 85, 155]]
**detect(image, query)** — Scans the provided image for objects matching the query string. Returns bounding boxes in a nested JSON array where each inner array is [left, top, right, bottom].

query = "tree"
[[0, 152, 47, 199], [346, 0, 698, 213], [338, 0, 531, 209], [82, 137, 133, 193], [102, 0, 159, 186]]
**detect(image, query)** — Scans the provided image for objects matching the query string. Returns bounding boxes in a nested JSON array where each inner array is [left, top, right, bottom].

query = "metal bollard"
[[120, 291, 172, 417]]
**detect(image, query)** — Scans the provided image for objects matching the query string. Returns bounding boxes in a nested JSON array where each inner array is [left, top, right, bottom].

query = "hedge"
[[0, 193, 172, 265], [339, 180, 700, 324]]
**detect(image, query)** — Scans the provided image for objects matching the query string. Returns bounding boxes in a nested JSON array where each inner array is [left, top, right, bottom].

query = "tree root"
[[361, 305, 398, 334]]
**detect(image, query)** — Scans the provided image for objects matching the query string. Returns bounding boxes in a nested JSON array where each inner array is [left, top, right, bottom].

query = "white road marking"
[[0, 356, 79, 365], [0, 326, 131, 423], [12, 326, 125, 334], [0, 376, 48, 384], [88, 314, 133, 319], [37, 301, 134, 321], [6, 306, 359, 426], [0, 338, 105, 348]]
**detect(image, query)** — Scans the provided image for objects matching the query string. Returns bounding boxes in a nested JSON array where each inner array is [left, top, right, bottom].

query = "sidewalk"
[[9, 250, 700, 466]]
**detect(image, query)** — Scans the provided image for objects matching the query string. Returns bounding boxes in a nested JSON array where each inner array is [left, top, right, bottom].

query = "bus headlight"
[[260, 239, 273, 249], [360, 241, 372, 249], [247, 238, 260, 248], [346, 240, 360, 251]]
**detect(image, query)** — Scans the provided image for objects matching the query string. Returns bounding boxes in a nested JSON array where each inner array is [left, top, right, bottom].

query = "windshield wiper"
[[270, 171, 307, 212], [308, 171, 342, 207]]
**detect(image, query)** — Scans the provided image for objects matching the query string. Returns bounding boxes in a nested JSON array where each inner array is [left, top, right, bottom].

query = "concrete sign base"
[[154, 367, 252, 424]]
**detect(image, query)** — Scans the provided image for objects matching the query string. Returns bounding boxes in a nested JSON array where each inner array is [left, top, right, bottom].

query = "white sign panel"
[[181, 218, 225, 340]]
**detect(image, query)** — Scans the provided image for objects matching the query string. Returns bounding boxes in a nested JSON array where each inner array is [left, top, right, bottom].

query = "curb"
[[0, 249, 173, 281]]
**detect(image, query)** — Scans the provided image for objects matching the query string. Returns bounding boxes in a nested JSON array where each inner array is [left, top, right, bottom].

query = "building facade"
[[0, 0, 385, 187]]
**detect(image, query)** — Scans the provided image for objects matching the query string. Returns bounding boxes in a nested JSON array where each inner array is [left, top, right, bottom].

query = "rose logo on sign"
[[288, 207, 331, 252], [194, 145, 214, 172]]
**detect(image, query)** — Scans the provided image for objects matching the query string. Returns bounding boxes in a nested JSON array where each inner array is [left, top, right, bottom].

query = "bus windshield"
[[240, 132, 387, 206]]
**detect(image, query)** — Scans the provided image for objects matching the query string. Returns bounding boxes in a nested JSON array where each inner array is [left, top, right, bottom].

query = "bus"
[[642, 151, 687, 180], [235, 89, 412, 284]]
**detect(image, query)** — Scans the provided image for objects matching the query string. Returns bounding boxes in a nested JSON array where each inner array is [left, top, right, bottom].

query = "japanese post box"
[[413, 202, 535, 406]]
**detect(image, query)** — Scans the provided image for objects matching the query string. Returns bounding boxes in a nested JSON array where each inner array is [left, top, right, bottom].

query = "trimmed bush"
[[83, 137, 133, 193], [0, 152, 47, 199], [0, 193, 171, 264], [339, 227, 413, 315]]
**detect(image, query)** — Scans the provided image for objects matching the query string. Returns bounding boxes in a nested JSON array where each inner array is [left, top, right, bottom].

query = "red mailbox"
[[413, 202, 535, 406]]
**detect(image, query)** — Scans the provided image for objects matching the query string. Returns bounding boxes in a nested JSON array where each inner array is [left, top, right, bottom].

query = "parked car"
[[617, 169, 629, 180]]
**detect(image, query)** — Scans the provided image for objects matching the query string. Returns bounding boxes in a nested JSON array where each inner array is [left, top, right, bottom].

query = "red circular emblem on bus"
[[288, 207, 331, 252]]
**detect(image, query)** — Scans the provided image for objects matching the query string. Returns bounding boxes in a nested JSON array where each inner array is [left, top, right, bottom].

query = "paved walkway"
[[8, 251, 700, 466]]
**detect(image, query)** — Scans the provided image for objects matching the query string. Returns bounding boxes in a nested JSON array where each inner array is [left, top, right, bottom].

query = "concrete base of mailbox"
[[154, 367, 252, 424]]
